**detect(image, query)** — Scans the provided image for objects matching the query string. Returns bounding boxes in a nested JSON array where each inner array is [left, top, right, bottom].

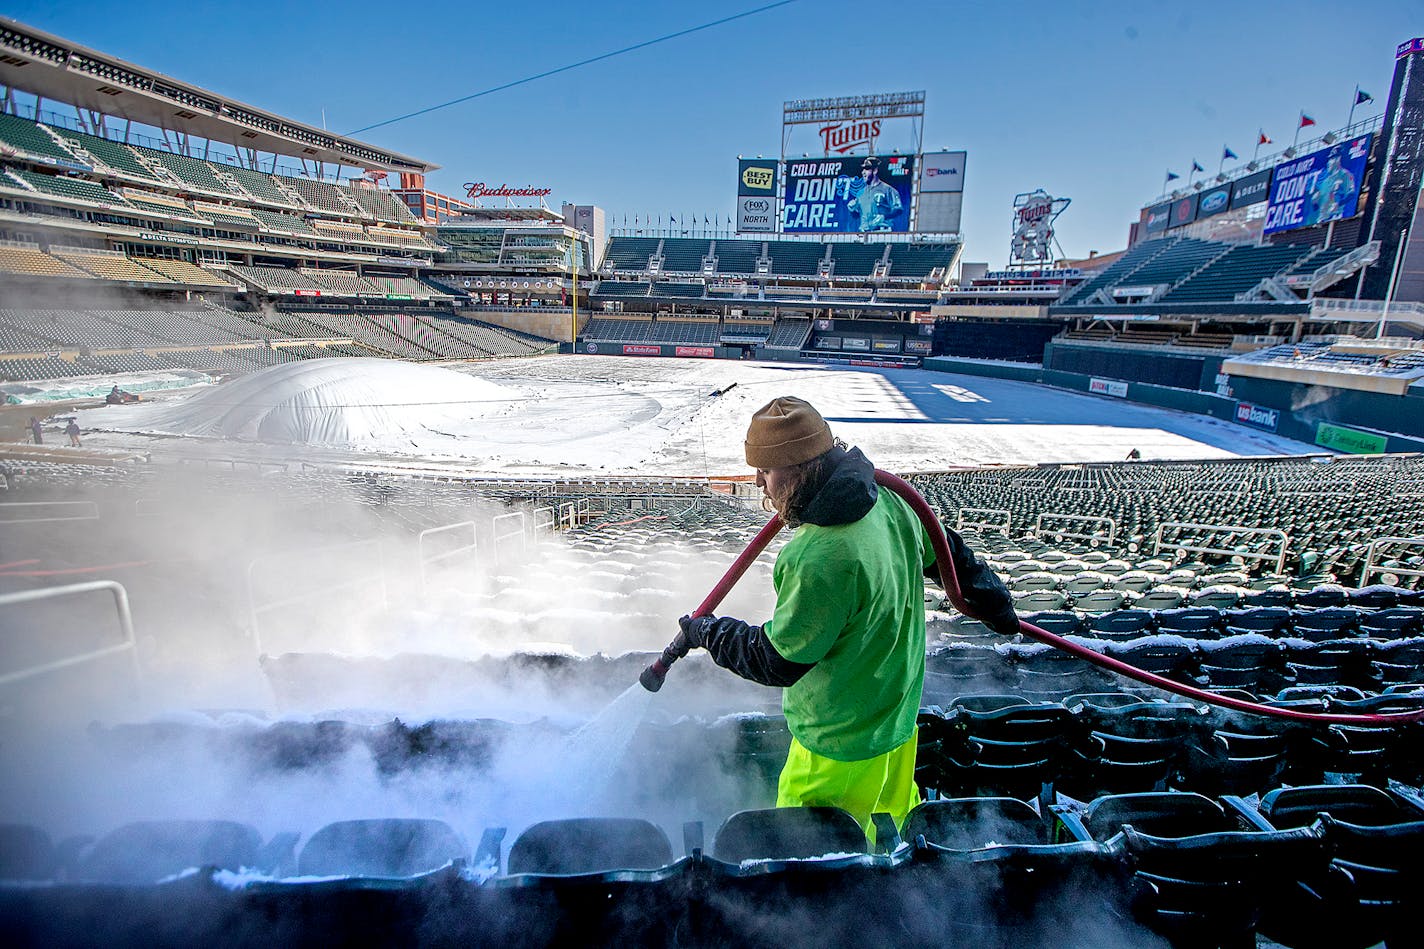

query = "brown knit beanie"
[[744, 397, 834, 468]]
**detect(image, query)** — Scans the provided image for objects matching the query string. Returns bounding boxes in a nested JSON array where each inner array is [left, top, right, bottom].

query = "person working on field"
[[677, 397, 1018, 834]]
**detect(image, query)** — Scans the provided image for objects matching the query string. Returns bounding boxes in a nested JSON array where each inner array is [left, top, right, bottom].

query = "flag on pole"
[[1222, 146, 1238, 161], [1165, 171, 1181, 181], [1299, 113, 1316, 128], [1258, 130, 1272, 146], [1191, 160, 1204, 173], [1355, 89, 1374, 105]]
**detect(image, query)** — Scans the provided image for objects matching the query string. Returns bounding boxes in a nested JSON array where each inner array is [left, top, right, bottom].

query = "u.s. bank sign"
[[1235, 401, 1280, 431]]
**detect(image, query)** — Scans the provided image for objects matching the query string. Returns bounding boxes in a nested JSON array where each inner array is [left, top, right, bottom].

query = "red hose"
[[690, 514, 785, 618], [871, 469, 1424, 726]]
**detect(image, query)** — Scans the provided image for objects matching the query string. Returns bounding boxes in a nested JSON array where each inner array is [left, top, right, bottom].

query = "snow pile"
[[90, 358, 509, 448]]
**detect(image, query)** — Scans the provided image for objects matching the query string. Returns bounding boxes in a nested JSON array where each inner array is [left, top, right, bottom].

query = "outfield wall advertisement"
[[782, 154, 914, 233], [1263, 133, 1373, 236]]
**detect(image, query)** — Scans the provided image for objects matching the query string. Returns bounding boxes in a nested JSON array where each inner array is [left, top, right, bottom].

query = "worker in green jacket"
[[678, 397, 1018, 837]]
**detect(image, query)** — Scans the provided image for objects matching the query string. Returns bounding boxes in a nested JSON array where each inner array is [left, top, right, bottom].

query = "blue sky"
[[7, 0, 1419, 266]]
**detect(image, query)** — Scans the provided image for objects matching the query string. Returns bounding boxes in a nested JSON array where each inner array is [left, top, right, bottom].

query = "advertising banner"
[[737, 159, 778, 197], [812, 335, 842, 349], [674, 346, 715, 358], [782, 154, 914, 233], [1230, 169, 1272, 209], [872, 338, 902, 353], [916, 191, 963, 234], [1234, 401, 1280, 431], [622, 344, 661, 356], [1144, 202, 1173, 234], [1316, 421, 1387, 454], [1168, 194, 1198, 229], [842, 336, 871, 351], [1089, 378, 1129, 398], [1196, 183, 1231, 220], [919, 151, 967, 193], [1263, 133, 1373, 236], [736, 195, 776, 233], [903, 338, 933, 354]]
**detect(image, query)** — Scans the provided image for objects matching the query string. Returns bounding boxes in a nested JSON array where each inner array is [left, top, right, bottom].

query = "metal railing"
[[1361, 536, 1424, 586], [0, 580, 139, 688], [491, 511, 527, 563], [957, 507, 1011, 535], [1154, 521, 1290, 574], [0, 500, 100, 525], [417, 521, 478, 593], [1034, 512, 1117, 547]]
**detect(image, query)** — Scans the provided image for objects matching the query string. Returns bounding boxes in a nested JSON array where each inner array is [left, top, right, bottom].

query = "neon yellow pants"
[[775, 727, 921, 844]]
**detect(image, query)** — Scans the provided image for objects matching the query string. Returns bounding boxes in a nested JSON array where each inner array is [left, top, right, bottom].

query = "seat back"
[[712, 806, 866, 863], [902, 797, 1047, 848], [79, 820, 262, 884], [1259, 784, 1403, 829], [1082, 792, 1227, 840], [507, 817, 672, 874], [0, 824, 56, 880], [298, 818, 467, 877]]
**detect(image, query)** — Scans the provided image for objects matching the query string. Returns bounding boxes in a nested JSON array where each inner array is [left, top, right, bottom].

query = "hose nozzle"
[[639, 630, 691, 693]]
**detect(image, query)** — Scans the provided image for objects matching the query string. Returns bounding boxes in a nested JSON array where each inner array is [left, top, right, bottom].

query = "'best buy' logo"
[[742, 166, 774, 190]]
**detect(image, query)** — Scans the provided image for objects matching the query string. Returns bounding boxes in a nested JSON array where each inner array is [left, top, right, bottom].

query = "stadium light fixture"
[[1283, 147, 1296, 158], [1215, 174, 1228, 183], [1322, 132, 1338, 144], [1246, 161, 1259, 171]]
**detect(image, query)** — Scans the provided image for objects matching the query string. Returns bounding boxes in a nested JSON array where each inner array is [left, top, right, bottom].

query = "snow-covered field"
[[82, 354, 1318, 473]]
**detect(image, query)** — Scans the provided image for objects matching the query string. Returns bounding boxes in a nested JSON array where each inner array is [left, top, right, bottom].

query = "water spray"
[[645, 469, 1424, 726]]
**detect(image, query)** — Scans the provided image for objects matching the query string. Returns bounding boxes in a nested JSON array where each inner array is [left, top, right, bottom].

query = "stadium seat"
[[0, 824, 57, 880], [1257, 784, 1420, 829], [1019, 610, 1083, 637], [298, 818, 467, 878], [1084, 609, 1154, 641], [1292, 607, 1362, 642], [1222, 606, 1293, 635], [902, 797, 1048, 848], [1296, 586, 1350, 608], [77, 820, 263, 884], [504, 818, 672, 876], [1154, 607, 1223, 639], [711, 807, 866, 862]]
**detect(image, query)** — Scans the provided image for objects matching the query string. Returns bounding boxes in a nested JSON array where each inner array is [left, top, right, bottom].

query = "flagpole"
[[1293, 112, 1303, 148], [1218, 147, 1226, 175], [1348, 85, 1359, 128], [1254, 130, 1263, 162]]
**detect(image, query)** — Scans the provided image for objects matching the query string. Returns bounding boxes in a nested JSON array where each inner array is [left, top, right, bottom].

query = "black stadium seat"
[[507, 818, 672, 875], [711, 807, 866, 862], [77, 820, 263, 884], [298, 818, 467, 878]]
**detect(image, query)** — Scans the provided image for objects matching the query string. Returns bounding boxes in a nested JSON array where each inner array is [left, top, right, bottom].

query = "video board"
[[781, 154, 915, 233], [1263, 133, 1373, 236]]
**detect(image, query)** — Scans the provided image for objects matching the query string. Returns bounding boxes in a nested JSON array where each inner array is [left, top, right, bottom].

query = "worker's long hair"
[[762, 439, 847, 528]]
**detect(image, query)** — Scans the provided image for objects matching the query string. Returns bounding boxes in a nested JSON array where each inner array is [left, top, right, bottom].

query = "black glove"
[[679, 613, 815, 688], [678, 614, 716, 650]]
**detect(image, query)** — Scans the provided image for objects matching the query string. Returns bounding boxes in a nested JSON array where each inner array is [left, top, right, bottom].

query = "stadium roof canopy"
[[444, 206, 566, 225], [0, 17, 435, 173]]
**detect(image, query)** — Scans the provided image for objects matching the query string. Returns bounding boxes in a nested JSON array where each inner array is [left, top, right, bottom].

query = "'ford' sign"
[[1235, 401, 1280, 431]]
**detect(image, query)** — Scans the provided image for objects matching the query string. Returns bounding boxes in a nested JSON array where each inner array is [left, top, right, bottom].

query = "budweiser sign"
[[818, 120, 881, 154], [464, 182, 554, 199]]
